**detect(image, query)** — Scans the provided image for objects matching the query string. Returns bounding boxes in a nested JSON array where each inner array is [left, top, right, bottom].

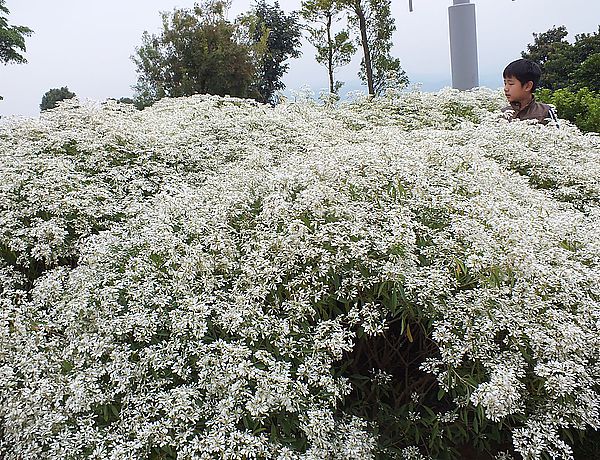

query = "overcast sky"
[[1, 0, 599, 117]]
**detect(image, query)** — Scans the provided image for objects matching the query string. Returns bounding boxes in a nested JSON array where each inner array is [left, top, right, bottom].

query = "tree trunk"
[[326, 12, 335, 94], [355, 1, 374, 95]]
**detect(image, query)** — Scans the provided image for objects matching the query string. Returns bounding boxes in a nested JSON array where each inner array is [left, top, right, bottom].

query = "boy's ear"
[[524, 81, 534, 92]]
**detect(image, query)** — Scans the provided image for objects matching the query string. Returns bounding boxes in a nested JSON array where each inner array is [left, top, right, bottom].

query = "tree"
[[336, 0, 407, 96], [117, 97, 135, 105], [522, 26, 569, 68], [524, 25, 600, 132], [570, 28, 600, 92], [522, 25, 600, 92], [0, 0, 33, 65], [571, 27, 600, 67], [132, 0, 255, 108], [572, 53, 600, 93], [365, 0, 408, 96], [521, 26, 573, 91], [40, 86, 76, 111], [239, 1, 302, 105], [1, 0, 33, 101], [301, 0, 356, 95]]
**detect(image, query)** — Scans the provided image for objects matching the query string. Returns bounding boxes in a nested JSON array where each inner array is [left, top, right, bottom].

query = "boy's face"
[[503, 76, 534, 105]]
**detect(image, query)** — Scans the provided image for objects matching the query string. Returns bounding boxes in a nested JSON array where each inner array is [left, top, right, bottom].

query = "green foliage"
[[0, 0, 33, 100], [521, 26, 572, 91], [362, 0, 408, 96], [336, 0, 408, 96], [571, 428, 600, 459], [572, 53, 600, 93], [238, 0, 302, 105], [117, 97, 135, 105], [522, 25, 600, 131], [522, 25, 600, 92], [0, 0, 33, 65], [132, 0, 255, 108], [537, 87, 600, 133], [40, 86, 76, 112], [301, 0, 356, 95]]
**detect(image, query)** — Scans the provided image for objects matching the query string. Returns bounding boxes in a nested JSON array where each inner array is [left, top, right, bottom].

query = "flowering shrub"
[[1, 89, 599, 459]]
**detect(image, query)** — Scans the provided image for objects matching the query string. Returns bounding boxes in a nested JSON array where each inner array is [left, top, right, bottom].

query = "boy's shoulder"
[[502, 99, 557, 125]]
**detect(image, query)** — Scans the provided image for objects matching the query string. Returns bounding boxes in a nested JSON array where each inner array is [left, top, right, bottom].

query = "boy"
[[502, 58, 558, 125]]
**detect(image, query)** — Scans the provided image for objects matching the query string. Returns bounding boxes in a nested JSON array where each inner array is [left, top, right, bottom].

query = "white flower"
[[471, 368, 525, 421], [1, 89, 598, 459]]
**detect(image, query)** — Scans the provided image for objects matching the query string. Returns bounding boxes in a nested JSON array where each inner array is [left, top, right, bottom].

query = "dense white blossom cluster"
[[1, 89, 599, 459]]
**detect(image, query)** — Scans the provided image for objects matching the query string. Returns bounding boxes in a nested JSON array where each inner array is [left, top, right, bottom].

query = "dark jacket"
[[502, 96, 558, 125]]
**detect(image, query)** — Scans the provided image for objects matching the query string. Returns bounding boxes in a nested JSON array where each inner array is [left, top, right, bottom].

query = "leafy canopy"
[[335, 0, 408, 96], [301, 0, 356, 95], [0, 0, 33, 101], [0, 0, 33, 65], [522, 25, 600, 92], [522, 25, 600, 133], [132, 0, 255, 108], [238, 0, 302, 105], [40, 86, 76, 112]]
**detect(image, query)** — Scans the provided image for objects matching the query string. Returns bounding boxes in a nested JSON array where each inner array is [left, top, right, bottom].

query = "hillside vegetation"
[[1, 90, 599, 459]]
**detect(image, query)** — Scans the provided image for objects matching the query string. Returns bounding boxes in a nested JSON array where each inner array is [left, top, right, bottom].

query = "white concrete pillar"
[[448, 0, 479, 90]]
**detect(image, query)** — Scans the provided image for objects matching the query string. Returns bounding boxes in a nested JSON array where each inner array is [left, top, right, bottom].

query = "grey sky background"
[[1, 0, 599, 117]]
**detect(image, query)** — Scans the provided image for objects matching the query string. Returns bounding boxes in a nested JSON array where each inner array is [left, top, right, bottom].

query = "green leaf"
[[437, 388, 446, 401], [60, 360, 74, 374]]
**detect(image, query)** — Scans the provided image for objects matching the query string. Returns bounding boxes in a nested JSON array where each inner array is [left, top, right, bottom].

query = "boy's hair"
[[503, 58, 542, 91]]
